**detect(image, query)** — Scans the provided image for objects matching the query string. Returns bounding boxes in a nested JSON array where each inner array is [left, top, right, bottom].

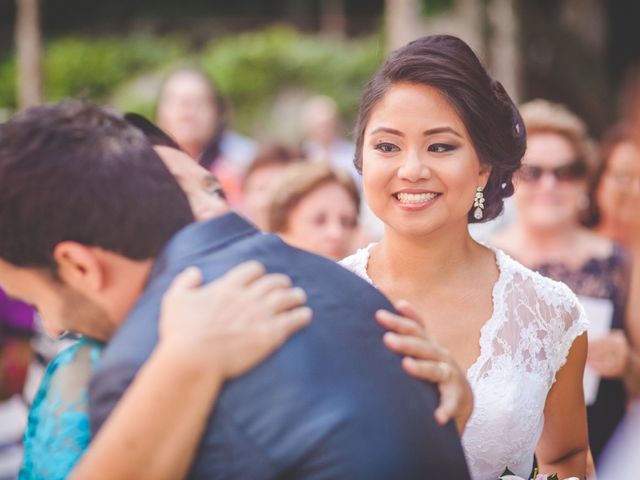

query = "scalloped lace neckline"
[[350, 243, 509, 383]]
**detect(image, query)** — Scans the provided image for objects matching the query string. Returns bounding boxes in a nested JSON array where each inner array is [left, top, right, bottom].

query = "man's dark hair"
[[0, 100, 194, 269], [354, 34, 527, 223]]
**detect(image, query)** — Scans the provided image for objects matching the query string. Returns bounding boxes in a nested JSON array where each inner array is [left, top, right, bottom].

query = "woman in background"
[[492, 100, 640, 465], [241, 143, 305, 230], [589, 125, 640, 366], [156, 68, 256, 206], [268, 163, 360, 261]]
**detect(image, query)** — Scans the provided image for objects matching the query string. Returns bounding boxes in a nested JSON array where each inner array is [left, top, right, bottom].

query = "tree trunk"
[[15, 0, 43, 110], [320, 0, 347, 38], [385, 0, 423, 51]]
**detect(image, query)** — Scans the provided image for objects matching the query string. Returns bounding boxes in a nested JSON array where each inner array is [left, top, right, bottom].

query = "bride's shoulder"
[[495, 248, 585, 317], [494, 249, 588, 376]]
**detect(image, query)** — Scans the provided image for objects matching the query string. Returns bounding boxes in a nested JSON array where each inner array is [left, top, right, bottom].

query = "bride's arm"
[[535, 332, 589, 479], [70, 262, 311, 480]]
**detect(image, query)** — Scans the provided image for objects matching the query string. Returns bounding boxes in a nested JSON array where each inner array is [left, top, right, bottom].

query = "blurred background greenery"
[[2, 0, 640, 140]]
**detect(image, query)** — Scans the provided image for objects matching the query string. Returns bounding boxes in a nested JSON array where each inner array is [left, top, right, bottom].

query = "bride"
[[340, 35, 589, 480]]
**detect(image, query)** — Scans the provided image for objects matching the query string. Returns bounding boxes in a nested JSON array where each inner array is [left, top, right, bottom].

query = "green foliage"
[[0, 56, 17, 110], [0, 35, 186, 109], [0, 27, 382, 136], [200, 26, 383, 132], [421, 0, 454, 16], [45, 36, 186, 101]]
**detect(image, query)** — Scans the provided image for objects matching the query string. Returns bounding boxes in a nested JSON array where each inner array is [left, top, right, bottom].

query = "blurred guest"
[[241, 143, 304, 230], [156, 68, 256, 206], [301, 95, 357, 179], [590, 125, 640, 249], [492, 99, 640, 464], [588, 124, 640, 390], [268, 163, 359, 260], [0, 288, 34, 480]]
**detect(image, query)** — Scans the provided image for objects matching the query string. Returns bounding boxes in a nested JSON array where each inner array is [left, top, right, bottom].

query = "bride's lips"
[[392, 189, 441, 211]]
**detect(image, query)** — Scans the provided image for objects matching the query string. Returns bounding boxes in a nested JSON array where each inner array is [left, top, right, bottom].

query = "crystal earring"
[[473, 186, 485, 220]]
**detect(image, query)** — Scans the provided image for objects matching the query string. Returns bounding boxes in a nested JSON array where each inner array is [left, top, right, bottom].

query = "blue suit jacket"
[[89, 213, 470, 479]]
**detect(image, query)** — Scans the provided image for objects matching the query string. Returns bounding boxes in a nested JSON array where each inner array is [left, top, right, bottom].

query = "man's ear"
[[52, 242, 105, 294]]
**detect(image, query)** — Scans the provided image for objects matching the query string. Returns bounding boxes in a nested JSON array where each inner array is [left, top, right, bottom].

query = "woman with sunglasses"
[[493, 99, 640, 468]]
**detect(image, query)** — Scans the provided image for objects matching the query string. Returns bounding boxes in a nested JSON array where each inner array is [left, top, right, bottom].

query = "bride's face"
[[361, 82, 489, 238]]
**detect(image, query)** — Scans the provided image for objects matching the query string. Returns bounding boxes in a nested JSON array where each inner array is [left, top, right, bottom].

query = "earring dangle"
[[473, 186, 485, 220]]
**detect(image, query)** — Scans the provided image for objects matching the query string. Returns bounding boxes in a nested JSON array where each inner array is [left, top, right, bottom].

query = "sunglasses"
[[517, 162, 587, 183]]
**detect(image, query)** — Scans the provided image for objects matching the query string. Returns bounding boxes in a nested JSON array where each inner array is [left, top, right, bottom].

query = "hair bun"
[[489, 77, 527, 150]]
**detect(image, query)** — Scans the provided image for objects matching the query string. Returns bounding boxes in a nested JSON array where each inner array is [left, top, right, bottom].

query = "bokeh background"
[[2, 0, 640, 141]]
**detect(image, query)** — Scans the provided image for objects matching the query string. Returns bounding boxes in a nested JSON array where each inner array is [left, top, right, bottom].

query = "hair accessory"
[[473, 186, 485, 220]]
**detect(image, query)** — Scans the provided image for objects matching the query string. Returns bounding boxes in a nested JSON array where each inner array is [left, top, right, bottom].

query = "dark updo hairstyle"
[[354, 35, 527, 223]]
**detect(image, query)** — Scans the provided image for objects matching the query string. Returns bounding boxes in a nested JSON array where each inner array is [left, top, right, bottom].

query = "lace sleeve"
[[21, 340, 102, 480], [549, 282, 589, 383]]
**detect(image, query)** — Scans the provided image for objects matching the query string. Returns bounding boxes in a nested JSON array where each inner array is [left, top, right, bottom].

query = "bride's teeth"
[[396, 192, 437, 203]]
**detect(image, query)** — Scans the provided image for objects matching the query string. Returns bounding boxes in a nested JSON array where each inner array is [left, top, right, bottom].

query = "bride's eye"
[[428, 143, 455, 153], [374, 142, 399, 153]]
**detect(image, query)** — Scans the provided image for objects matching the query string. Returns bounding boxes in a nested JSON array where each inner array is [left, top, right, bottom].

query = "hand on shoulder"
[[376, 300, 474, 434], [158, 262, 312, 382]]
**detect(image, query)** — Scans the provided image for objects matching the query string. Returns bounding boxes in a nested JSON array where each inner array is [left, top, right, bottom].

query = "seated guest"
[[268, 163, 360, 260], [492, 99, 640, 465], [0, 102, 470, 479], [242, 143, 305, 230]]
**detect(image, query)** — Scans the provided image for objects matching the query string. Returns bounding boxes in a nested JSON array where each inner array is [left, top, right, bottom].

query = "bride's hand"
[[376, 300, 473, 435], [159, 261, 312, 381]]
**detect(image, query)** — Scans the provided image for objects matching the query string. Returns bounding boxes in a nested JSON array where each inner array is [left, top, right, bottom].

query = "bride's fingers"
[[394, 299, 427, 327], [402, 357, 450, 382], [384, 332, 444, 360], [403, 359, 461, 426], [434, 387, 458, 426], [376, 310, 425, 337]]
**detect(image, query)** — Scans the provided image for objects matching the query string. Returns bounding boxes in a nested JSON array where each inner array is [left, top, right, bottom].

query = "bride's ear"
[[478, 164, 492, 189]]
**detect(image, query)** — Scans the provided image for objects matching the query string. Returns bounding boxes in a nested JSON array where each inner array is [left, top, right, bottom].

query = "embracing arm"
[[71, 342, 224, 480], [72, 263, 311, 480], [536, 332, 589, 479]]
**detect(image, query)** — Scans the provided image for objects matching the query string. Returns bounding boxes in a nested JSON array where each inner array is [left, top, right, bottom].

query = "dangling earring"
[[473, 186, 485, 220]]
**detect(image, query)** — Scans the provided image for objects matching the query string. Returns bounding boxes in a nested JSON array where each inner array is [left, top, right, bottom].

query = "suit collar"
[[152, 212, 259, 275]]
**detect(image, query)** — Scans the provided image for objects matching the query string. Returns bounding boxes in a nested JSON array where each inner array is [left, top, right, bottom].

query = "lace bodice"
[[340, 244, 588, 480], [20, 338, 103, 480]]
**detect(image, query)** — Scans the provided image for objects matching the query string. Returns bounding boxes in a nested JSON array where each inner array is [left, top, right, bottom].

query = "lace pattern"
[[20, 338, 102, 480], [340, 245, 588, 480]]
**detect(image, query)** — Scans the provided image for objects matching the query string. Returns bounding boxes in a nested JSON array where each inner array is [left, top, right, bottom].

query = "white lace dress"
[[340, 244, 588, 480]]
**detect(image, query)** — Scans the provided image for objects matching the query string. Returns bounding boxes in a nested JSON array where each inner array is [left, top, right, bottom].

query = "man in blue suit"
[[0, 101, 469, 479]]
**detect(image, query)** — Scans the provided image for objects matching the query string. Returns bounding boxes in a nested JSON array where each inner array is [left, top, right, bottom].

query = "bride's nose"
[[397, 150, 430, 182]]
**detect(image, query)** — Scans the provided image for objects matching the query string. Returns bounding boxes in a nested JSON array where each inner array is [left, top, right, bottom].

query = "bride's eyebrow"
[[370, 127, 403, 137], [368, 126, 463, 138], [423, 126, 462, 138]]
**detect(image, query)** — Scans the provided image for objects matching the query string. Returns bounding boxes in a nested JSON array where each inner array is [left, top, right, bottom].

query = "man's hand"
[[376, 300, 474, 434], [159, 261, 312, 381]]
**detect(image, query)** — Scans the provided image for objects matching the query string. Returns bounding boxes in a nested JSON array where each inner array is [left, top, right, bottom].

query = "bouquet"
[[499, 467, 579, 480]]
